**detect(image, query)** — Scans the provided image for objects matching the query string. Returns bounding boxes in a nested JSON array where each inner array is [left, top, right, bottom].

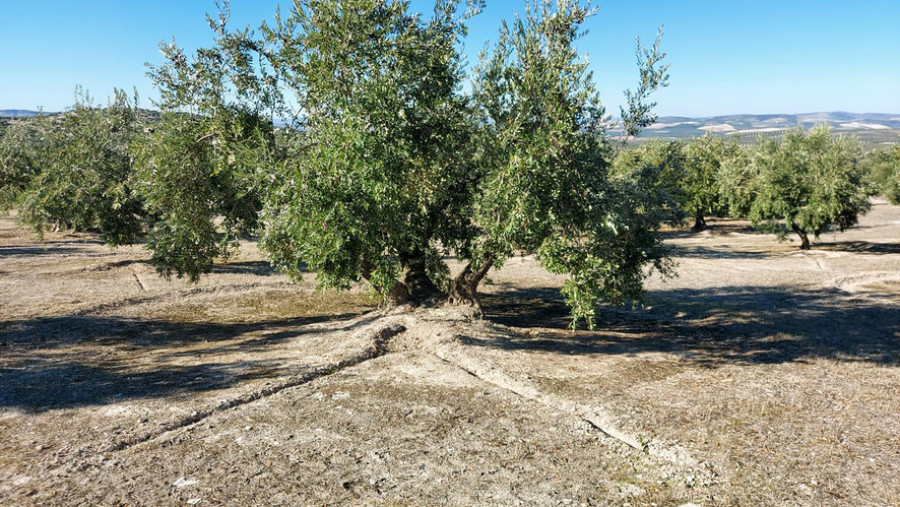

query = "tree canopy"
[[251, 0, 672, 328], [720, 125, 870, 249], [862, 144, 900, 205], [682, 134, 741, 231], [12, 90, 147, 245]]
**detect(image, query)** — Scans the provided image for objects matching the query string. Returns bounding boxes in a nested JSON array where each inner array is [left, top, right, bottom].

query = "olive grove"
[[2, 0, 676, 329]]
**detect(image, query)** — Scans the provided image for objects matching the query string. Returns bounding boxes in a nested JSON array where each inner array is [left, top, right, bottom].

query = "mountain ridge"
[[4, 109, 899, 146]]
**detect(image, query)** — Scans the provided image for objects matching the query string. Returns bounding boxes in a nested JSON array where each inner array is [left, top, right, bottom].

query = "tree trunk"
[[368, 249, 443, 308], [399, 249, 442, 304], [690, 213, 707, 232], [448, 254, 494, 314], [791, 223, 811, 250]]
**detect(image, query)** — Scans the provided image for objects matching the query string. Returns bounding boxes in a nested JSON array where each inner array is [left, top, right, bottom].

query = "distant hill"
[[616, 112, 900, 148], [3, 108, 899, 148], [0, 109, 55, 118], [0, 108, 160, 123]]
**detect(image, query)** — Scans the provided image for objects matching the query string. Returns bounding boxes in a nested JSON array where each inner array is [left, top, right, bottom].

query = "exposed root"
[[104, 306, 712, 486], [382, 307, 715, 486], [107, 320, 407, 452], [131, 270, 147, 292], [428, 346, 642, 451], [372, 307, 644, 450]]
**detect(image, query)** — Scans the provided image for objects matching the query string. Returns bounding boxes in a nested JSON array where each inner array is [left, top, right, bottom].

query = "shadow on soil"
[[92, 259, 288, 275], [0, 311, 374, 411], [482, 285, 900, 367], [0, 245, 89, 257], [816, 240, 900, 255], [212, 260, 279, 276], [669, 245, 775, 260], [659, 222, 756, 240]]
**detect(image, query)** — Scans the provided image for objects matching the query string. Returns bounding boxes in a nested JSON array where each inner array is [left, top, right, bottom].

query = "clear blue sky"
[[2, 0, 898, 117]]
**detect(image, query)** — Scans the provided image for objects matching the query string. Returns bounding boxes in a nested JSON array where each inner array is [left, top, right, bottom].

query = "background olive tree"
[[682, 133, 741, 231], [862, 144, 900, 204], [610, 139, 687, 225], [0, 114, 50, 212], [14, 89, 148, 246], [720, 125, 870, 249]]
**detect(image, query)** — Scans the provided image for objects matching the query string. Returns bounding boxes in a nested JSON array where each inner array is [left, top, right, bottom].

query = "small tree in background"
[[611, 139, 688, 227], [0, 115, 50, 212], [682, 133, 741, 231], [862, 144, 900, 204], [16, 89, 148, 246], [720, 125, 870, 250]]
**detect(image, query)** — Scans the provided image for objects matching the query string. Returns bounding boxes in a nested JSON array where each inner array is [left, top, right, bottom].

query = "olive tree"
[[0, 115, 50, 212], [258, 0, 479, 305], [862, 144, 900, 204], [458, 1, 674, 327], [682, 134, 741, 231], [16, 89, 148, 245], [136, 4, 279, 281], [611, 139, 688, 226], [254, 0, 671, 328], [720, 125, 870, 249]]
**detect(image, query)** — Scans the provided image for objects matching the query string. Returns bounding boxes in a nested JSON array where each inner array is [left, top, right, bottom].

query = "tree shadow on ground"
[[93, 259, 145, 270], [659, 222, 756, 240], [0, 245, 89, 257], [0, 359, 291, 411], [212, 260, 279, 276], [815, 240, 900, 255], [0, 311, 377, 411], [669, 245, 775, 260], [481, 284, 900, 367]]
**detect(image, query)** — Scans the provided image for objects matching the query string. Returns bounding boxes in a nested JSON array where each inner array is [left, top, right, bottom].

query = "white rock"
[[173, 477, 198, 488]]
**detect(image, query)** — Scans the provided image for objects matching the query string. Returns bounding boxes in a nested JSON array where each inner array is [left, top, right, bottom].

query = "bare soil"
[[1, 200, 899, 505]]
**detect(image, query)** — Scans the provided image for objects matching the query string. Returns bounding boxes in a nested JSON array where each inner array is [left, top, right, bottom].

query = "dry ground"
[[1, 200, 899, 505]]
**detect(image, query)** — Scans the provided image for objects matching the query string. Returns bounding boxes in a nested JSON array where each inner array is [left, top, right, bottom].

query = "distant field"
[[615, 112, 900, 151]]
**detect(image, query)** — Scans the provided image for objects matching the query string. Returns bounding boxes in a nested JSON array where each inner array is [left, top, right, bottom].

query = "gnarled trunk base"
[[690, 214, 707, 233], [383, 259, 443, 308], [447, 256, 494, 314], [791, 223, 811, 250]]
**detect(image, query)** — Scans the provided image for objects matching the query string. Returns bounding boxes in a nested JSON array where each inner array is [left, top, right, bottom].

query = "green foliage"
[[620, 26, 670, 137], [16, 90, 147, 245], [721, 125, 870, 248], [133, 111, 273, 281], [611, 139, 688, 227], [248, 0, 672, 327], [0, 116, 50, 211], [681, 134, 742, 229], [1, 0, 676, 328], [475, 0, 652, 327], [861, 144, 900, 204], [611, 135, 742, 232], [138, 3, 278, 281], [258, 0, 479, 295]]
